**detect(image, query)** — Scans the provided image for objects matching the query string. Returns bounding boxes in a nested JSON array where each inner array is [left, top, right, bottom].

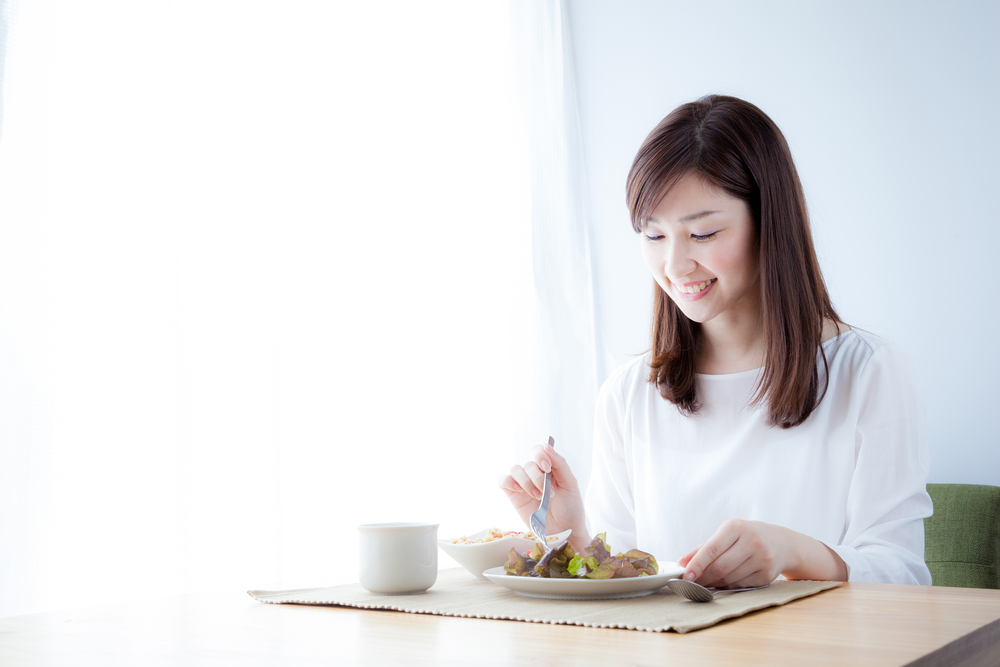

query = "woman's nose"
[[663, 239, 696, 280]]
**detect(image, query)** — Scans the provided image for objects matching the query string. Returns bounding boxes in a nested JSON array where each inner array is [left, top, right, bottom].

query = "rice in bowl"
[[450, 528, 560, 545]]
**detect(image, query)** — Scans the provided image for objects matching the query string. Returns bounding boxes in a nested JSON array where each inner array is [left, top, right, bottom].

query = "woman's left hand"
[[676, 519, 793, 589]]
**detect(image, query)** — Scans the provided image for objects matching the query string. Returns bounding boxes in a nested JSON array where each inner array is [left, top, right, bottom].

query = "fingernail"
[[541, 461, 551, 473], [684, 572, 696, 581]]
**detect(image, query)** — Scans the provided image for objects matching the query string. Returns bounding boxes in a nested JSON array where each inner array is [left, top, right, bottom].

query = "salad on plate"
[[504, 532, 658, 579]]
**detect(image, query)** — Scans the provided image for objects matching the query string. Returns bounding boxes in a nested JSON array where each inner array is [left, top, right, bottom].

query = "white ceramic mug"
[[358, 522, 439, 594]]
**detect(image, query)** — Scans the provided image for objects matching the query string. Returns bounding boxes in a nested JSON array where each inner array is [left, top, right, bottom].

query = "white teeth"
[[677, 278, 715, 294]]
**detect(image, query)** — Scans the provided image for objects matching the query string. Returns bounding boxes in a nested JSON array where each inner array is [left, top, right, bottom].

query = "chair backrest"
[[924, 483, 1000, 589]]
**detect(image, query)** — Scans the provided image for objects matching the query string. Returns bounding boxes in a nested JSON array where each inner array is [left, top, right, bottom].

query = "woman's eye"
[[643, 231, 715, 242]]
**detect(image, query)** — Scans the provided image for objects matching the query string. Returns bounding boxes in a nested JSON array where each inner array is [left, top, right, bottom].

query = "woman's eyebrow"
[[678, 210, 720, 223], [645, 209, 721, 227]]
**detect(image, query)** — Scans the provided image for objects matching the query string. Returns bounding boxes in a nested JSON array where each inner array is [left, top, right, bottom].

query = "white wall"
[[567, 0, 1000, 485]]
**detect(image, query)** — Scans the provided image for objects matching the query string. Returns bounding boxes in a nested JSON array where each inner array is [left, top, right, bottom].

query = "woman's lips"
[[674, 279, 716, 302]]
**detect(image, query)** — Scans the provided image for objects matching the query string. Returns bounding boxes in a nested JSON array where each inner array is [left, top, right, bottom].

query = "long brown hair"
[[626, 94, 842, 429]]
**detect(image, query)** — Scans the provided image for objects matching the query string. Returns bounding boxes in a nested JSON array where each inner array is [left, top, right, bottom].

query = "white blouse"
[[584, 329, 932, 584]]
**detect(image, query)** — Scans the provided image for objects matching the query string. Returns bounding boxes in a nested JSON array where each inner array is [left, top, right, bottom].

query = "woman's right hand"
[[497, 441, 591, 552]]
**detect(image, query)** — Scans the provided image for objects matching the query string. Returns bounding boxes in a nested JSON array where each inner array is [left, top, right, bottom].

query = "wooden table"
[[1, 583, 999, 666]]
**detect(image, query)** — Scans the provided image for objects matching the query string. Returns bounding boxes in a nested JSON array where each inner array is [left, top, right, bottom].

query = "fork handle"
[[540, 436, 555, 511], [539, 473, 552, 513]]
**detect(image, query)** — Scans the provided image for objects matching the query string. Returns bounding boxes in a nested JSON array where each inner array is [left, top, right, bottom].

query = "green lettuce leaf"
[[584, 557, 647, 579], [534, 542, 576, 578], [583, 556, 622, 579], [503, 547, 527, 576], [504, 532, 659, 580], [567, 554, 600, 576], [503, 547, 537, 576], [623, 549, 658, 575], [580, 533, 611, 564], [582, 549, 658, 580]]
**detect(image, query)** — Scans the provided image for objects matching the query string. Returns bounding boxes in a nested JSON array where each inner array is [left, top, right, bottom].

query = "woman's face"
[[640, 172, 759, 327]]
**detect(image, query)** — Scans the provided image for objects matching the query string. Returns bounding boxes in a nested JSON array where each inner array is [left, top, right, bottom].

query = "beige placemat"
[[249, 568, 841, 633]]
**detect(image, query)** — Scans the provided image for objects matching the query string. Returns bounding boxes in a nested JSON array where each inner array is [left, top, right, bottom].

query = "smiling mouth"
[[674, 278, 716, 294], [672, 278, 717, 302]]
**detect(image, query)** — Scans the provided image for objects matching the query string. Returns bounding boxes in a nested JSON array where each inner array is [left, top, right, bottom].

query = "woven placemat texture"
[[249, 568, 841, 633]]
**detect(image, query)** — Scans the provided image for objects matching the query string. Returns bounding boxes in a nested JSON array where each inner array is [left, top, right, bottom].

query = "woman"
[[499, 95, 932, 587]]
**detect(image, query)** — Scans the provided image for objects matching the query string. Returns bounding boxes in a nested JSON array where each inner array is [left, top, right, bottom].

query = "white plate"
[[438, 529, 573, 579], [482, 562, 685, 600]]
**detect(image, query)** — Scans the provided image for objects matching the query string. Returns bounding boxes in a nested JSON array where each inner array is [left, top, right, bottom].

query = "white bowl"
[[438, 528, 573, 579]]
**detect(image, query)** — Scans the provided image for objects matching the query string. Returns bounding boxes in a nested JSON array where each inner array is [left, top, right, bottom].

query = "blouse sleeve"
[[583, 366, 638, 550], [824, 344, 933, 584]]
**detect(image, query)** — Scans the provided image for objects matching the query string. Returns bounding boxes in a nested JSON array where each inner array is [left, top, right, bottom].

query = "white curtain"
[[508, 0, 601, 496], [0, 0, 598, 618]]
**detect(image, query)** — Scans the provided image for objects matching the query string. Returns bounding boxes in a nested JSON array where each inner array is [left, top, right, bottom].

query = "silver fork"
[[529, 436, 555, 552]]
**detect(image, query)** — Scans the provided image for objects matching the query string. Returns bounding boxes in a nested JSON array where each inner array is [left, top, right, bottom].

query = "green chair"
[[924, 483, 1000, 589]]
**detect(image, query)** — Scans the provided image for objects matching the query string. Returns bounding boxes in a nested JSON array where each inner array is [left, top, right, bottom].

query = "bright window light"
[[0, 0, 533, 616]]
